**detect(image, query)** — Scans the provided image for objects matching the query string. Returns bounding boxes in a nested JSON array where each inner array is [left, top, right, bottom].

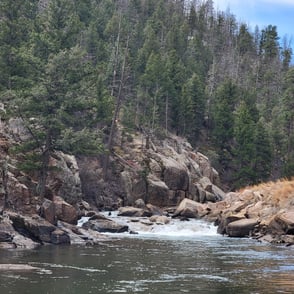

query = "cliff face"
[[0, 119, 224, 215], [77, 127, 225, 210]]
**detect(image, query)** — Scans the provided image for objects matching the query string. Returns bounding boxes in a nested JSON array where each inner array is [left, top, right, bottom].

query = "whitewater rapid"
[[92, 211, 219, 239]]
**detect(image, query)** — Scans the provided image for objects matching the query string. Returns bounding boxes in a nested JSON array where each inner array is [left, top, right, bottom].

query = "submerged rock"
[[149, 215, 170, 225]]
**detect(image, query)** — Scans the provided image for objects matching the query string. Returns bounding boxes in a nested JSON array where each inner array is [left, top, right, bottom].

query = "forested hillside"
[[0, 0, 293, 190]]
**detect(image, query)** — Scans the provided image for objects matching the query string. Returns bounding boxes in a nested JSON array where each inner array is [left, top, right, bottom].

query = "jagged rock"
[[199, 177, 213, 193], [7, 212, 64, 244], [48, 151, 82, 205], [160, 156, 189, 191], [58, 221, 107, 245], [149, 158, 162, 178], [269, 211, 294, 235], [6, 173, 35, 214], [118, 206, 151, 217], [82, 219, 128, 233], [173, 198, 208, 219], [0, 216, 39, 249], [54, 196, 78, 225], [212, 185, 226, 201], [42, 199, 56, 225], [226, 219, 259, 237], [113, 133, 224, 209], [146, 177, 170, 207]]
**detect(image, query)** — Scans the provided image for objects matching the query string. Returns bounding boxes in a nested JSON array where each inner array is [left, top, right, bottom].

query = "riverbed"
[[0, 217, 293, 294]]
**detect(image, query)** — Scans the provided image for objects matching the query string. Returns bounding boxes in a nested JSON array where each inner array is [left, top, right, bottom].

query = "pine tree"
[[281, 68, 294, 177], [254, 120, 273, 182], [233, 100, 257, 187], [0, 0, 38, 93], [212, 80, 237, 151], [259, 25, 280, 60], [179, 73, 205, 143]]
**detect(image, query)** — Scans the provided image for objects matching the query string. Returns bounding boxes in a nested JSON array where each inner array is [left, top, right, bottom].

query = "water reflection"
[[0, 235, 293, 293]]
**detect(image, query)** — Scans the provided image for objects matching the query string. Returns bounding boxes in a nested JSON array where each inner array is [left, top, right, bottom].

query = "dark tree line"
[[0, 0, 293, 191]]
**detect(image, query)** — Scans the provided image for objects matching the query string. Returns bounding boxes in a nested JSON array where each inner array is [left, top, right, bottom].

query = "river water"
[[0, 215, 294, 294]]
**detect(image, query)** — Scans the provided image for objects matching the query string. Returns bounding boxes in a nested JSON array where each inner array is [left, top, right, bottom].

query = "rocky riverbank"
[[0, 117, 293, 248], [1, 184, 294, 249], [211, 180, 294, 245]]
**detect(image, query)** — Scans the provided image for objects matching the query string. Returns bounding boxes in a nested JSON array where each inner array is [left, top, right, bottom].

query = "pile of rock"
[[209, 183, 294, 245]]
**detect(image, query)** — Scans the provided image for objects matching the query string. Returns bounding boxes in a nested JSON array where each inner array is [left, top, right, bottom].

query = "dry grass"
[[238, 178, 294, 208]]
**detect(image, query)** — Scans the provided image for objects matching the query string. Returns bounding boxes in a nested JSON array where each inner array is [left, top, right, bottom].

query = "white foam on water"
[[77, 216, 91, 227], [99, 211, 218, 239], [31, 262, 106, 273]]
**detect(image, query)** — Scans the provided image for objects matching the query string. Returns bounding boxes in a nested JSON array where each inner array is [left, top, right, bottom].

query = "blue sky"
[[213, 0, 294, 44]]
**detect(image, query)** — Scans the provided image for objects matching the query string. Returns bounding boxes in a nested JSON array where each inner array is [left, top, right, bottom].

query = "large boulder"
[[0, 216, 39, 249], [149, 215, 170, 224], [118, 206, 151, 217], [51, 229, 70, 245], [173, 198, 208, 218], [54, 196, 78, 225], [146, 203, 164, 216], [7, 212, 69, 244], [269, 211, 294, 235], [82, 219, 128, 233], [226, 218, 259, 237], [160, 156, 189, 191], [216, 213, 246, 235], [146, 177, 170, 207]]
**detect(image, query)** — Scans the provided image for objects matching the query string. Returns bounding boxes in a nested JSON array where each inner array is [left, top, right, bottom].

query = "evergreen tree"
[[281, 68, 294, 177], [0, 0, 38, 94], [179, 73, 205, 143], [259, 25, 280, 60], [212, 80, 238, 151], [233, 101, 257, 187], [254, 120, 273, 182]]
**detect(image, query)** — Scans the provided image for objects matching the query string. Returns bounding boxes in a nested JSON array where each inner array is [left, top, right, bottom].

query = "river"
[[0, 215, 293, 294]]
